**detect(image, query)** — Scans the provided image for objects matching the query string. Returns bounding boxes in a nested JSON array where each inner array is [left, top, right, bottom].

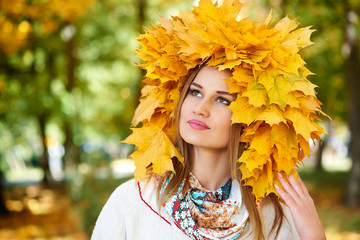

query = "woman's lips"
[[188, 119, 210, 130]]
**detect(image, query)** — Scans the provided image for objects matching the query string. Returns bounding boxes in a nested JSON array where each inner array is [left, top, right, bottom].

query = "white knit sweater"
[[91, 179, 300, 240]]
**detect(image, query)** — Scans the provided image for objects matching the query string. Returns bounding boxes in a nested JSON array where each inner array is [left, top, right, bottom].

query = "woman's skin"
[[179, 65, 326, 239], [179, 66, 234, 190], [275, 173, 327, 240]]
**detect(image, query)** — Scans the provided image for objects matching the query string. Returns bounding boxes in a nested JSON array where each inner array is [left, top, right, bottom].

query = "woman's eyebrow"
[[191, 82, 203, 89], [216, 90, 231, 95]]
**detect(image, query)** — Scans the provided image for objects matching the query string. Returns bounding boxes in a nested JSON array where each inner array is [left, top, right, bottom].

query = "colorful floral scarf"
[[164, 173, 249, 240]]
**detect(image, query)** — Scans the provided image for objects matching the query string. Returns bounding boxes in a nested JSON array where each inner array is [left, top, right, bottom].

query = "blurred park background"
[[0, 0, 359, 239]]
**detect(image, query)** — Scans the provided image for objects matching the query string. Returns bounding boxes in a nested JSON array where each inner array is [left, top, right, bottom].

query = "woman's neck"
[[191, 146, 231, 190]]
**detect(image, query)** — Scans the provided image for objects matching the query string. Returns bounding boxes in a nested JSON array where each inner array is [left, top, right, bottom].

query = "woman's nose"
[[193, 99, 210, 117]]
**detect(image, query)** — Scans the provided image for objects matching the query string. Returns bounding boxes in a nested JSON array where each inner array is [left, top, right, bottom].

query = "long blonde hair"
[[158, 64, 285, 240]]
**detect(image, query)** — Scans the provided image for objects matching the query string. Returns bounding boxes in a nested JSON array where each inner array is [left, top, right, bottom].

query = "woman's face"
[[179, 66, 234, 150]]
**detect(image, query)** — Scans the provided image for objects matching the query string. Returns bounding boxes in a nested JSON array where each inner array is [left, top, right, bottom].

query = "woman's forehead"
[[192, 66, 232, 90]]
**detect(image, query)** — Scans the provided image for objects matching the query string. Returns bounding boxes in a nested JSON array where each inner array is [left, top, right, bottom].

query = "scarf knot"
[[164, 173, 249, 240]]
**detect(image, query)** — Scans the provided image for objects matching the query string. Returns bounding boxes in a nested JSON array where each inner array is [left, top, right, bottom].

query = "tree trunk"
[[65, 25, 76, 92], [63, 121, 79, 168], [137, 0, 146, 35], [344, 1, 360, 208], [134, 0, 147, 111], [38, 115, 53, 185], [314, 121, 331, 171], [36, 49, 56, 186], [63, 24, 81, 168], [314, 137, 325, 171], [0, 168, 9, 215]]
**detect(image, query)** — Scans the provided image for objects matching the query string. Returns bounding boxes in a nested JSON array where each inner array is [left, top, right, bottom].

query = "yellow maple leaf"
[[285, 92, 301, 108], [230, 97, 261, 125], [291, 80, 317, 96], [248, 124, 272, 156], [244, 161, 274, 200], [285, 108, 320, 140], [140, 85, 155, 97], [279, 54, 306, 75], [238, 150, 269, 172], [298, 95, 321, 113], [122, 125, 159, 152], [134, 130, 183, 179], [286, 26, 315, 50], [257, 105, 286, 125], [243, 84, 268, 107], [232, 66, 255, 86], [219, 59, 246, 70], [267, 75, 291, 109], [132, 97, 160, 126], [257, 68, 280, 91], [130, 151, 151, 179], [281, 38, 299, 55], [258, 54, 271, 69], [240, 121, 262, 144], [248, 50, 271, 63], [145, 112, 168, 129], [271, 123, 298, 151], [240, 162, 258, 180], [272, 149, 298, 175], [152, 130, 184, 176], [223, 77, 245, 94], [298, 134, 311, 157], [273, 16, 300, 39]]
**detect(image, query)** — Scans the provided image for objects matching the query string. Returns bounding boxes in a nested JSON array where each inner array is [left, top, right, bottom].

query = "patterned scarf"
[[164, 173, 249, 240]]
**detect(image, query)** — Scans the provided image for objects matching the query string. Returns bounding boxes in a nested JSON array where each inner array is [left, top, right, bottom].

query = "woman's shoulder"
[[258, 199, 293, 221], [91, 179, 137, 240], [91, 177, 154, 239], [98, 178, 139, 215], [98, 179, 135, 208], [112, 178, 137, 197], [92, 175, 189, 240], [104, 174, 164, 213]]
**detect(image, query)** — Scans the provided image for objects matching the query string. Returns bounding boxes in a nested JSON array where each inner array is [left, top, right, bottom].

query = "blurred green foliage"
[[1, 0, 359, 179], [300, 170, 360, 234], [0, 0, 193, 177], [0, 0, 360, 237], [68, 169, 132, 236]]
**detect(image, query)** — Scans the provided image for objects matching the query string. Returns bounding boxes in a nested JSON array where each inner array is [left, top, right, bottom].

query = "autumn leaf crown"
[[123, 0, 327, 200]]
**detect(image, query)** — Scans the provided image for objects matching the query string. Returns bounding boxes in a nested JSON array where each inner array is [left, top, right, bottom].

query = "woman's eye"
[[189, 89, 202, 97], [217, 97, 231, 106]]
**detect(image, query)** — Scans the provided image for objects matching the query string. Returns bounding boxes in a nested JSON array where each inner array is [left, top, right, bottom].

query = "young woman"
[[92, 1, 327, 239]]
